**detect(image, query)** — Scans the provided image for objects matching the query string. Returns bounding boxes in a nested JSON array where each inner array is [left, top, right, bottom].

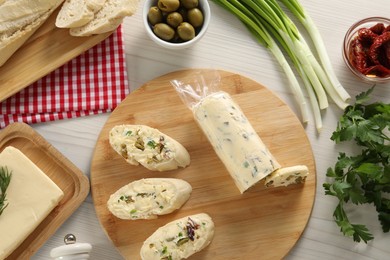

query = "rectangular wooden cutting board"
[[0, 6, 112, 102], [0, 122, 90, 259]]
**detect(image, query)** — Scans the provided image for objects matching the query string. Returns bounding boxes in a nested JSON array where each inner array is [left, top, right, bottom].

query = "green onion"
[[213, 0, 309, 124], [280, 0, 351, 103], [212, 0, 351, 132]]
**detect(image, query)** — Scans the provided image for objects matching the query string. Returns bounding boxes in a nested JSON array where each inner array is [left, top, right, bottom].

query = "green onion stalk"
[[213, 0, 351, 132], [246, 0, 348, 110], [280, 0, 351, 103], [247, 10, 324, 130], [213, 0, 310, 124]]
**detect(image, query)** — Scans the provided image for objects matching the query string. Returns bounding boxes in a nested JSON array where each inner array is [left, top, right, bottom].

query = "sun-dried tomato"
[[358, 28, 378, 48], [349, 22, 390, 78], [369, 31, 390, 69], [350, 38, 369, 73], [387, 41, 390, 62], [362, 64, 390, 77], [369, 23, 385, 35]]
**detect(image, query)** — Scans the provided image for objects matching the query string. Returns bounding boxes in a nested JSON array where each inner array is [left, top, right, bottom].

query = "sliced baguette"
[[0, 0, 64, 67], [69, 0, 139, 36], [107, 178, 192, 220], [109, 124, 190, 171], [140, 213, 215, 260], [55, 0, 106, 28]]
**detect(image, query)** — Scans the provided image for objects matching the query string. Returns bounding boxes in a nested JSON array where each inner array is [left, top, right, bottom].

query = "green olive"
[[177, 22, 195, 41], [180, 0, 198, 9], [157, 0, 180, 12], [147, 6, 163, 25], [187, 8, 203, 28], [167, 12, 183, 28], [153, 23, 175, 41]]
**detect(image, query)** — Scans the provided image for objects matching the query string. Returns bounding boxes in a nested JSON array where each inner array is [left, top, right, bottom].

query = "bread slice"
[[107, 178, 192, 220], [109, 124, 191, 171], [69, 0, 139, 36], [140, 213, 215, 260], [0, 0, 64, 67], [55, 0, 106, 28]]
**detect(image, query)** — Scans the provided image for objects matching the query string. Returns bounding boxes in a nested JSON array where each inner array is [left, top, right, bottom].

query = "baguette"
[[107, 178, 192, 220], [0, 13, 42, 34], [0, 0, 64, 67], [69, 0, 139, 36]]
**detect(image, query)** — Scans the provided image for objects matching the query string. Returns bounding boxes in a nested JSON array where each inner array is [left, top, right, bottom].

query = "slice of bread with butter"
[[109, 124, 191, 171], [107, 178, 192, 220], [140, 213, 215, 260]]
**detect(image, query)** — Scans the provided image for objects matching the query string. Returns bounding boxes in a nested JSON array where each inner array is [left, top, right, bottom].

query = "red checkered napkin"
[[0, 26, 129, 128]]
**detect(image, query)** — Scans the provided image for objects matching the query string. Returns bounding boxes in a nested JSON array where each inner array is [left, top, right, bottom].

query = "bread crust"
[[0, 0, 64, 67]]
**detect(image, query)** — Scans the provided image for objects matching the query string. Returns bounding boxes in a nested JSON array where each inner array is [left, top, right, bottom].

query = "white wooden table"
[[31, 0, 390, 259]]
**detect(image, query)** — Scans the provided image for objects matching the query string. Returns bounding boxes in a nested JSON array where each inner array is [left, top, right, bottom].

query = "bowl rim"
[[342, 16, 390, 84], [143, 0, 211, 49]]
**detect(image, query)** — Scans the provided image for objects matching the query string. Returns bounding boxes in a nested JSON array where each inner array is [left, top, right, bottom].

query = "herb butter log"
[[140, 213, 214, 260], [193, 92, 281, 193], [107, 178, 192, 220], [109, 125, 190, 171]]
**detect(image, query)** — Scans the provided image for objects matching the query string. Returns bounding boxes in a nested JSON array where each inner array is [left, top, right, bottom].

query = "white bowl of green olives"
[[143, 0, 210, 49]]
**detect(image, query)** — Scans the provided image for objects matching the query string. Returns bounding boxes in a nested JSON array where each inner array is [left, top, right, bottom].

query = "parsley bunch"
[[323, 87, 390, 243]]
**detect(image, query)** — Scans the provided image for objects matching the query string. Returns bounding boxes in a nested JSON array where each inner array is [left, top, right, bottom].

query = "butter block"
[[0, 146, 64, 259]]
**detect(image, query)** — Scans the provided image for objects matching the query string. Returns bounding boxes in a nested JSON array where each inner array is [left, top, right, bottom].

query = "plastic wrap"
[[171, 70, 281, 193]]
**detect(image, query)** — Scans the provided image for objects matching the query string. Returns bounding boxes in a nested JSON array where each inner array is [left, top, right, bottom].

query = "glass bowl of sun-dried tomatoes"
[[343, 17, 390, 84]]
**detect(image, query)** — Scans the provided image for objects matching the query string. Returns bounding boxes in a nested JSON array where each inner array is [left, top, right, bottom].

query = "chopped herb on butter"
[[118, 195, 134, 203], [147, 140, 157, 149]]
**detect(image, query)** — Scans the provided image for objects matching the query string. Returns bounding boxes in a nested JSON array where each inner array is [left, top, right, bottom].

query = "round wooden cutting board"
[[90, 69, 316, 259]]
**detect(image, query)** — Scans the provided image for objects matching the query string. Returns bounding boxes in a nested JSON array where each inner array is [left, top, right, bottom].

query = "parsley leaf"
[[324, 87, 390, 243]]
